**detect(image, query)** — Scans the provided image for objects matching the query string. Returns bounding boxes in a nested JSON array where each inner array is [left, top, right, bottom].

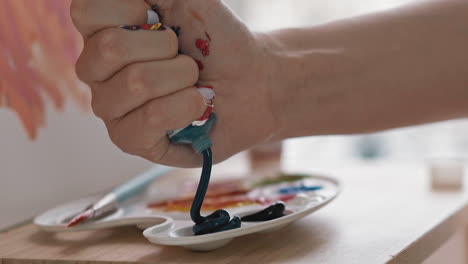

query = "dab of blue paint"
[[279, 185, 323, 194]]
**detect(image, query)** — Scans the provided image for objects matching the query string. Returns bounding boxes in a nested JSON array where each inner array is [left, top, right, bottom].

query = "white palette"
[[35, 174, 340, 251]]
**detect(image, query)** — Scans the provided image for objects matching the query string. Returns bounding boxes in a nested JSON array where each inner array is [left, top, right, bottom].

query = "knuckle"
[[94, 30, 125, 64], [90, 85, 115, 120], [125, 65, 148, 97], [143, 103, 163, 127]]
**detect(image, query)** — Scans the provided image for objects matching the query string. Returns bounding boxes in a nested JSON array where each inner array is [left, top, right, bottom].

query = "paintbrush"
[[67, 165, 172, 227]]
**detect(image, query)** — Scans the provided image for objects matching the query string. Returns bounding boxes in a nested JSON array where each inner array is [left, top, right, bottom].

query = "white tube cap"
[[147, 10, 160, 24]]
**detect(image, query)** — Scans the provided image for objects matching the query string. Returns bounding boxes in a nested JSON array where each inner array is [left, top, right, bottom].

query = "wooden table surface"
[[1, 154, 467, 264]]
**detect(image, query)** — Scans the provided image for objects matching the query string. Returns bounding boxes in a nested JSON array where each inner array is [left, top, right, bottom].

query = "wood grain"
[[1, 157, 467, 263]]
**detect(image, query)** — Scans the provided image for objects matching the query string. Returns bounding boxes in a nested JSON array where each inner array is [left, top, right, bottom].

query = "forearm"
[[268, 0, 468, 138]]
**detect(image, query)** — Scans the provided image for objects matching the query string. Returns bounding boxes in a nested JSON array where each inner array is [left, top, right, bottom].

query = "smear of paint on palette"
[[279, 185, 323, 194], [148, 190, 297, 212], [0, 0, 90, 140], [147, 174, 320, 213]]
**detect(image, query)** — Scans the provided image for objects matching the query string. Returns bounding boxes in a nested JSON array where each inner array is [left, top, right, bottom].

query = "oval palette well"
[[143, 173, 340, 251]]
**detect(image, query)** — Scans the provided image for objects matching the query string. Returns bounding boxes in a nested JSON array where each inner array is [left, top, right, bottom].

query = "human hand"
[[71, 0, 281, 167]]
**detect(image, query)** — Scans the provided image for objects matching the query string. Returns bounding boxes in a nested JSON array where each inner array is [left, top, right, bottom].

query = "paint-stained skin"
[[195, 59, 205, 71], [194, 33, 213, 125], [196, 38, 210, 56], [148, 2, 214, 125], [193, 29, 213, 124], [194, 32, 211, 69]]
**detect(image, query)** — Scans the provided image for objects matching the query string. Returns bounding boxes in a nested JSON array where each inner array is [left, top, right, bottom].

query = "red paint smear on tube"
[[197, 105, 214, 122]]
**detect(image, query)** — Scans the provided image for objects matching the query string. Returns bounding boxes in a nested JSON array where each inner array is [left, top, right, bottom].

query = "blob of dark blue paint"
[[241, 202, 286, 222], [193, 209, 241, 235]]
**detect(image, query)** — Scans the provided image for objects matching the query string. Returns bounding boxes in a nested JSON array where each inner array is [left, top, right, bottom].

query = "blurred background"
[[1, 0, 467, 233]]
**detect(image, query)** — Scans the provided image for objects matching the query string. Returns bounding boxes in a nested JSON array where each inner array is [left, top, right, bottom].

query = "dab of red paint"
[[205, 32, 212, 42], [196, 38, 210, 56], [140, 24, 152, 30], [195, 59, 204, 71]]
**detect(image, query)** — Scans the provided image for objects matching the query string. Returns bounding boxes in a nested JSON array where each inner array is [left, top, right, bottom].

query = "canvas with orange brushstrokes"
[[0, 0, 90, 140]]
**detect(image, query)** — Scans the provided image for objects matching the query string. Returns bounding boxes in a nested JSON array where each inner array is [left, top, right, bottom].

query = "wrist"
[[259, 29, 325, 140], [253, 31, 292, 141], [260, 27, 351, 139]]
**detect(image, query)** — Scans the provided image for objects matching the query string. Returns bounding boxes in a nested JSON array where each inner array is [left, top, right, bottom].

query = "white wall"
[[0, 105, 151, 230]]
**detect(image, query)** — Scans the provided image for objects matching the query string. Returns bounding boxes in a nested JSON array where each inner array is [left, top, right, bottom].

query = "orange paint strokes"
[[0, 0, 90, 140], [190, 9, 205, 24]]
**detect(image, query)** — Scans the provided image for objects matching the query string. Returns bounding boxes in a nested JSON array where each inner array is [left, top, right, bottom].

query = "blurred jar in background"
[[248, 141, 283, 177]]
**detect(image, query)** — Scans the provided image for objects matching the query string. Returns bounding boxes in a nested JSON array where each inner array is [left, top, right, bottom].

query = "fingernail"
[[147, 10, 160, 24]]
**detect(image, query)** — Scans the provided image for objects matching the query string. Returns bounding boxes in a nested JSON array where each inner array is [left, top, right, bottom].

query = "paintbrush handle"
[[113, 165, 172, 203]]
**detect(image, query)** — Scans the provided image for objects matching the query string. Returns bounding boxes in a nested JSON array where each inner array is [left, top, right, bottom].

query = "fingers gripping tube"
[[144, 3, 241, 235]]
